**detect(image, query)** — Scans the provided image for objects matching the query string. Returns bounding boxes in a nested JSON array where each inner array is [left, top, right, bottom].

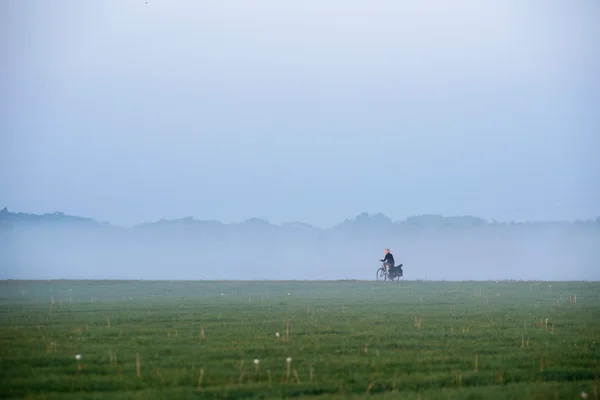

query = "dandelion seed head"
[[254, 359, 260, 365], [286, 357, 292, 363], [75, 354, 81, 360]]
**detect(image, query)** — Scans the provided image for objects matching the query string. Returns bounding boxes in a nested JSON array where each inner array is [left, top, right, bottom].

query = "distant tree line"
[[1, 207, 598, 234]]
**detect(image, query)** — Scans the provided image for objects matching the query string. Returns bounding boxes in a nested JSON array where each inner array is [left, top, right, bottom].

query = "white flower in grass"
[[75, 354, 81, 360], [286, 357, 292, 363], [275, 332, 280, 338], [581, 392, 588, 399], [254, 359, 260, 365]]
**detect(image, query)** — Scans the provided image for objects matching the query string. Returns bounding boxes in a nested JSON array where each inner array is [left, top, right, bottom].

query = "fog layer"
[[1, 210, 598, 281]]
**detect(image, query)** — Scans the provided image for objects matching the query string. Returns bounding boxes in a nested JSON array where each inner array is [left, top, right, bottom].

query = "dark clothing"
[[380, 253, 395, 266]]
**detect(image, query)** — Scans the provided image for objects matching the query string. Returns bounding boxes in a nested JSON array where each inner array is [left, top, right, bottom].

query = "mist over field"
[[1, 209, 598, 281]]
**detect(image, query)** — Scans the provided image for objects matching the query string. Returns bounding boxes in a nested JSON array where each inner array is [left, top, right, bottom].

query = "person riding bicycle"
[[380, 249, 395, 271], [380, 248, 403, 277]]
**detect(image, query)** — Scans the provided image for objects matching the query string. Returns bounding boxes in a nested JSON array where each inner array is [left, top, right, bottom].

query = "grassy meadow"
[[0, 279, 599, 399]]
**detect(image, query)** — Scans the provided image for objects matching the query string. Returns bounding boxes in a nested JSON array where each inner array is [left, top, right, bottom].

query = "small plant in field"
[[451, 370, 462, 386], [521, 333, 525, 348], [413, 316, 422, 330], [108, 348, 117, 367], [365, 381, 374, 395], [155, 368, 164, 384], [197, 368, 204, 392], [286, 357, 292, 382], [46, 341, 57, 353], [136, 353, 141, 378], [238, 359, 245, 383], [75, 354, 82, 376]]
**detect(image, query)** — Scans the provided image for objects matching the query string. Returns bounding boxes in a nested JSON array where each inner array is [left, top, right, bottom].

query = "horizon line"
[[2, 279, 598, 283]]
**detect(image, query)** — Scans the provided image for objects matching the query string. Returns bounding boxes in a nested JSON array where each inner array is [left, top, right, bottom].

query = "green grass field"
[[0, 280, 598, 399]]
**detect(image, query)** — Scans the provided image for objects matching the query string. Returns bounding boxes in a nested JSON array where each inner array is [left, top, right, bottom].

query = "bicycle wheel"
[[376, 267, 387, 281]]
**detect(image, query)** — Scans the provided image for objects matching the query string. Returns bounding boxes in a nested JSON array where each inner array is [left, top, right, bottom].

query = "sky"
[[1, 0, 599, 228]]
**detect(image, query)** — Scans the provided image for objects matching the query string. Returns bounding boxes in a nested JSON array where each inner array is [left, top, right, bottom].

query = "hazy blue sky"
[[1, 0, 599, 227]]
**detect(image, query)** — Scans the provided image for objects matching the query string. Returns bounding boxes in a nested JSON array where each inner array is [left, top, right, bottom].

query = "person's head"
[[385, 248, 389, 254]]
